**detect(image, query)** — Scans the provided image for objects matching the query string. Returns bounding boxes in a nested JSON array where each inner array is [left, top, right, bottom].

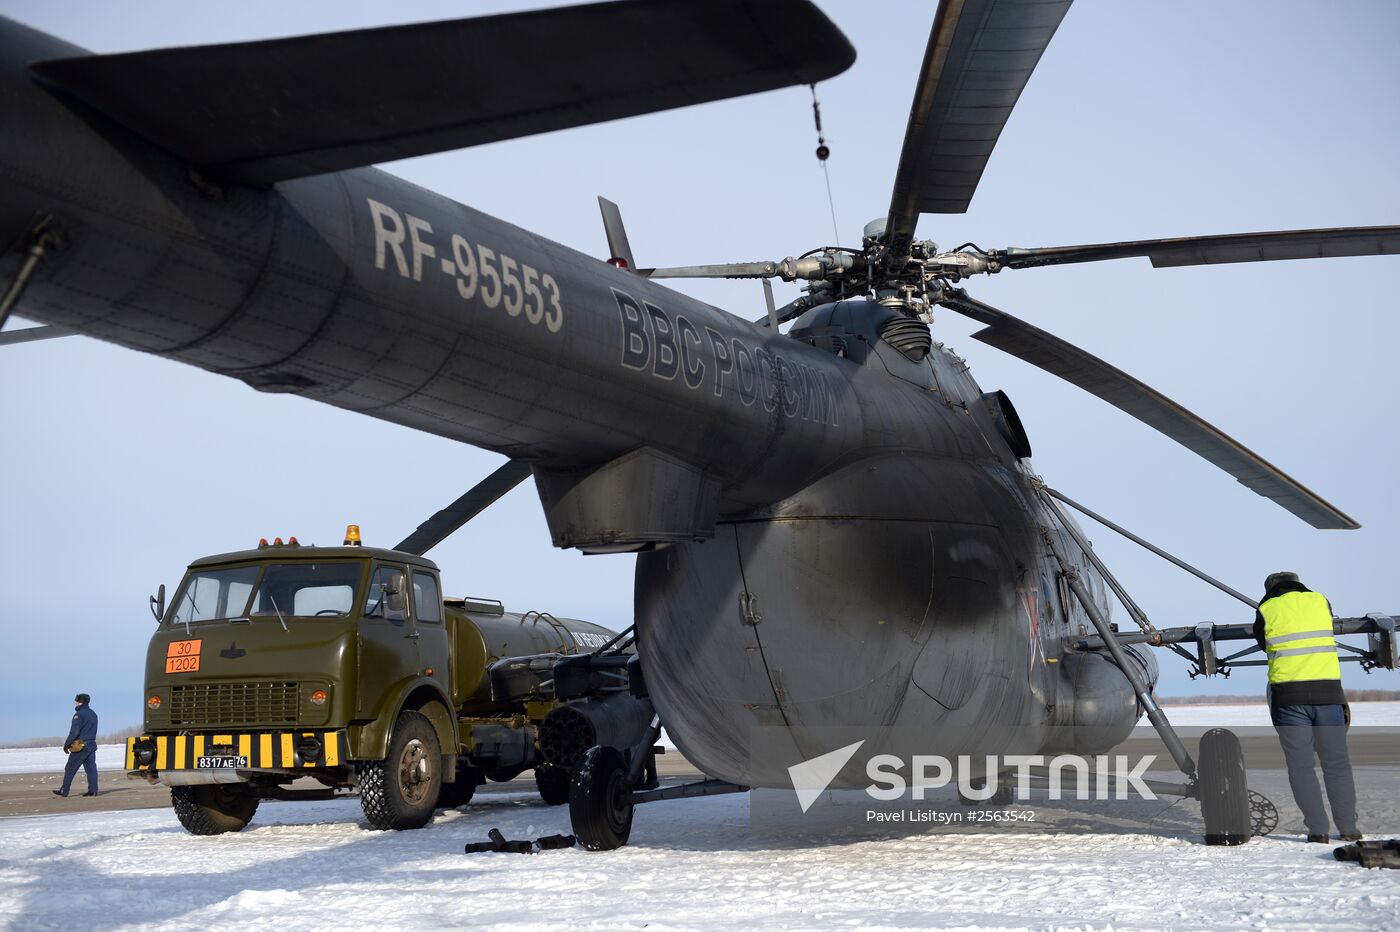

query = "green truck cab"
[[127, 534, 619, 835]]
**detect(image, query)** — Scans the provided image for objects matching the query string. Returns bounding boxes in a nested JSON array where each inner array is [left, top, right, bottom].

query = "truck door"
[[357, 563, 419, 716], [408, 569, 452, 703]]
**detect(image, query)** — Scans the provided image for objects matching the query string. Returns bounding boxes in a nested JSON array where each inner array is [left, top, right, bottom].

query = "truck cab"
[[128, 533, 622, 834]]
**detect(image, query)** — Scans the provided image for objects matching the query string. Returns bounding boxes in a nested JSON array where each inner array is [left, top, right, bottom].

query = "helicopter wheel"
[[1198, 728, 1251, 846], [1248, 789, 1279, 837], [569, 745, 634, 851]]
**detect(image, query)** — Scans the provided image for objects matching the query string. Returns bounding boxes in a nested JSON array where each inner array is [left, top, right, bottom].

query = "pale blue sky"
[[1, 1, 1397, 740]]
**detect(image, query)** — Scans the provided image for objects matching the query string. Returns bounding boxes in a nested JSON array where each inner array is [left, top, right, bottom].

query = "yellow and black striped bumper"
[[126, 730, 346, 772]]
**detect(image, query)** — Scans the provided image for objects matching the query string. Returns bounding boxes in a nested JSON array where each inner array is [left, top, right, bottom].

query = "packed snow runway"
[[3, 705, 1399, 929], [3, 787, 1399, 930]]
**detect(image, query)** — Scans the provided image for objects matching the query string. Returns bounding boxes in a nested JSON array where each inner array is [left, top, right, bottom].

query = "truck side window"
[[412, 573, 442, 623], [365, 566, 408, 622]]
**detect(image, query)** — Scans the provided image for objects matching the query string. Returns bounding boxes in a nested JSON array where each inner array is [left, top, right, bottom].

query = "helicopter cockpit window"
[[250, 563, 360, 618], [169, 565, 259, 625], [365, 565, 409, 621]]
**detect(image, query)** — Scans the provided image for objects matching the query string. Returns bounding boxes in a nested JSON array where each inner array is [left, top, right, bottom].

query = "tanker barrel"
[[538, 693, 655, 770]]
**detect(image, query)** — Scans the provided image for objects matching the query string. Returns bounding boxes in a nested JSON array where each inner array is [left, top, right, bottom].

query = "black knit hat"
[[74, 693, 90, 704], [1263, 571, 1300, 592]]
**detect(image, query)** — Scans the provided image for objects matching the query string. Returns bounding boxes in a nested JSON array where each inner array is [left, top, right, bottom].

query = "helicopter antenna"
[[810, 84, 840, 246]]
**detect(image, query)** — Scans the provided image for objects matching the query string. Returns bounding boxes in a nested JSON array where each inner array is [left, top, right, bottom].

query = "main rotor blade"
[[395, 459, 532, 556], [939, 289, 1359, 530], [645, 262, 781, 280], [33, 0, 855, 187], [996, 225, 1400, 270], [885, 0, 1072, 256], [0, 325, 72, 346]]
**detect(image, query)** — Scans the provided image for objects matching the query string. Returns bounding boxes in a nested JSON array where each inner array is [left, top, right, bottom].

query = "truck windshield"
[[250, 563, 362, 618], [170, 565, 260, 625]]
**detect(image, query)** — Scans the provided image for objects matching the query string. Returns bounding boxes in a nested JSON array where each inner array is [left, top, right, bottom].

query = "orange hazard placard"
[[165, 639, 202, 673]]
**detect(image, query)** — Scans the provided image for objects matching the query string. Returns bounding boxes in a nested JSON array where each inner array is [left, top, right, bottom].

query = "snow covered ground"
[[0, 745, 126, 775], [2, 789, 1398, 930], [3, 706, 1398, 930], [1160, 702, 1400, 728]]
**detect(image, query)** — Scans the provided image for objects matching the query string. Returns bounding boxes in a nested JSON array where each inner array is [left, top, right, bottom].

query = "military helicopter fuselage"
[[0, 16, 1150, 789]]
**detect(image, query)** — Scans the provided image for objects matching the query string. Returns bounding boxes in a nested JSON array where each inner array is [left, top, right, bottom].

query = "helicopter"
[[1, 0, 1397, 850]]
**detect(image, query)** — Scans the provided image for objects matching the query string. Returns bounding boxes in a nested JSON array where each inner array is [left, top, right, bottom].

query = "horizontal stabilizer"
[[31, 0, 855, 186]]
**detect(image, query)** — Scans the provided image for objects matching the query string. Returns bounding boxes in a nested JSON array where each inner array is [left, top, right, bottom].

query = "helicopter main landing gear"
[[1197, 728, 1252, 845], [568, 712, 748, 850]]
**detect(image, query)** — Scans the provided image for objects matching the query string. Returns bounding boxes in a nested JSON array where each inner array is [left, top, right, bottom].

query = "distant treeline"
[[2, 725, 142, 749], [1161, 689, 1400, 705]]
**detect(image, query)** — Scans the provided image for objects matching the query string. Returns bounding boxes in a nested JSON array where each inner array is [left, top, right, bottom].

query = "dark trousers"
[[60, 745, 97, 795], [1271, 703, 1356, 836]]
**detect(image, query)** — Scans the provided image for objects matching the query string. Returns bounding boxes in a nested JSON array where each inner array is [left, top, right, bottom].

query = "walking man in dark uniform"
[[1253, 572, 1360, 842], [54, 693, 99, 797]]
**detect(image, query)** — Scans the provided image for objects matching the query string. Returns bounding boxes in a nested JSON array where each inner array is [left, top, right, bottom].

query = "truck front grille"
[[168, 681, 300, 727]]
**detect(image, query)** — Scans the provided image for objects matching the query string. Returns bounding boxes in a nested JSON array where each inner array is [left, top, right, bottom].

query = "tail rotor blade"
[[940, 289, 1359, 530]]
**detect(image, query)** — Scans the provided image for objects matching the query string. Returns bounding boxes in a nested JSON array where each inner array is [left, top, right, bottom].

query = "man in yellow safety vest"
[[1253, 571, 1360, 843]]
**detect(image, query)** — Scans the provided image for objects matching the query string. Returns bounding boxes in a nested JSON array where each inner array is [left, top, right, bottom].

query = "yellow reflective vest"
[[1261, 590, 1340, 685]]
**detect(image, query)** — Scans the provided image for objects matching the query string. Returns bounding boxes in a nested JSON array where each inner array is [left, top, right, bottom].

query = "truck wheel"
[[437, 759, 481, 810], [535, 764, 571, 806], [360, 710, 442, 830], [1199, 728, 1251, 846], [569, 745, 633, 850], [170, 784, 259, 836]]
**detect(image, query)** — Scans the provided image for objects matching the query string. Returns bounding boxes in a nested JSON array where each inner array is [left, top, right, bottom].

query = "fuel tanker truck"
[[126, 527, 652, 835]]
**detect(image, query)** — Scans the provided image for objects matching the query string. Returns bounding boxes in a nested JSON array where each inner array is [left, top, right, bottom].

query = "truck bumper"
[[126, 729, 348, 781]]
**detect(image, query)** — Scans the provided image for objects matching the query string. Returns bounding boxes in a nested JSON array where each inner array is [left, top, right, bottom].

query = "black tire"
[[535, 764, 571, 806], [170, 784, 259, 836], [360, 709, 442, 830], [569, 745, 633, 850], [437, 758, 481, 810], [1199, 728, 1251, 846]]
